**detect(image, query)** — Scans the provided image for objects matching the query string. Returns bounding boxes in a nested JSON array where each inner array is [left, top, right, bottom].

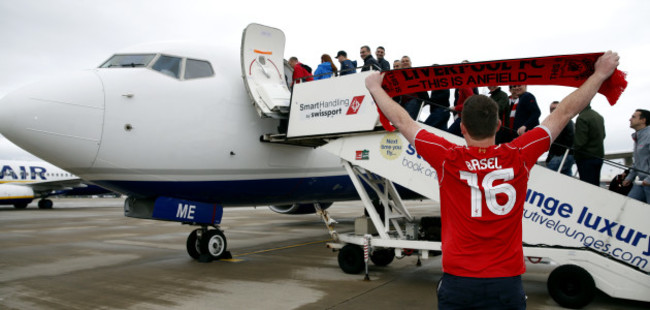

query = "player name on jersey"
[[464, 157, 503, 171]]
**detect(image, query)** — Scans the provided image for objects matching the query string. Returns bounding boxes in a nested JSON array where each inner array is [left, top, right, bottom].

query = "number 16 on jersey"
[[460, 168, 516, 217]]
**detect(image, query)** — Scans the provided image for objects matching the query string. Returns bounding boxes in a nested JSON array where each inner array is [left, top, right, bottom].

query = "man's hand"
[[365, 72, 385, 94], [540, 51, 621, 142], [622, 179, 650, 187], [594, 51, 620, 81], [517, 126, 527, 136], [364, 71, 420, 145]]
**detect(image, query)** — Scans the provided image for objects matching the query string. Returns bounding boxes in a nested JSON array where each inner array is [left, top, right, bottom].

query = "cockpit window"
[[100, 54, 156, 68], [184, 59, 214, 79], [152, 55, 182, 79], [99, 53, 213, 81]]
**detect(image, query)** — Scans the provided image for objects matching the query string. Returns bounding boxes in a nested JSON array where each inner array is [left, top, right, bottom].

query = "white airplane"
[[0, 24, 392, 261], [0, 159, 109, 209], [2, 24, 649, 308]]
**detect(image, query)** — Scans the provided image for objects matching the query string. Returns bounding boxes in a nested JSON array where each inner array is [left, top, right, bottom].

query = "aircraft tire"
[[338, 244, 364, 274], [370, 248, 395, 266], [547, 264, 596, 309], [186, 229, 201, 260], [199, 229, 228, 260], [38, 199, 53, 209]]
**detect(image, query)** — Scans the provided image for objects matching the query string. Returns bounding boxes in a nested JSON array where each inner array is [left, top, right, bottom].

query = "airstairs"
[[241, 23, 650, 308]]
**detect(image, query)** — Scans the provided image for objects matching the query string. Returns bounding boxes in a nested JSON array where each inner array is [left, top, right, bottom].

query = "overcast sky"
[[1, 0, 648, 177]]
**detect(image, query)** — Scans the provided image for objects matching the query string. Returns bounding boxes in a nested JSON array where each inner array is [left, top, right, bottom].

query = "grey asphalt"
[[1, 198, 648, 309]]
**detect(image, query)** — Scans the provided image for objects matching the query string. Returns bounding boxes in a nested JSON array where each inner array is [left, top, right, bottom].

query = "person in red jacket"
[[288, 56, 313, 87]]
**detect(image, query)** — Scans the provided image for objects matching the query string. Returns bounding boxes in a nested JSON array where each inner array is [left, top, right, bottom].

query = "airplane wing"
[[28, 178, 87, 195]]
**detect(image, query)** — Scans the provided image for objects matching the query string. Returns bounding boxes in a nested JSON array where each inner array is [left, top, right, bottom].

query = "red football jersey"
[[415, 126, 551, 277]]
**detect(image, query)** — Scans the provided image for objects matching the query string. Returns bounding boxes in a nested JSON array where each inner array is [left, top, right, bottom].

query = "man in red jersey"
[[364, 51, 619, 309]]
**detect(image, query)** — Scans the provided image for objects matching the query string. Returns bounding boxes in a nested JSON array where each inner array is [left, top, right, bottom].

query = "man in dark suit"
[[360, 45, 379, 72], [509, 85, 541, 137]]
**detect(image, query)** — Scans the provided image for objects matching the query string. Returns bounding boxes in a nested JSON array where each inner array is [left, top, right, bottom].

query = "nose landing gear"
[[186, 226, 231, 262]]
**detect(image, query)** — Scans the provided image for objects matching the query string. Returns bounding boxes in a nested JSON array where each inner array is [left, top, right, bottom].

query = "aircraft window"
[[100, 54, 156, 68], [152, 55, 181, 79], [184, 59, 214, 79]]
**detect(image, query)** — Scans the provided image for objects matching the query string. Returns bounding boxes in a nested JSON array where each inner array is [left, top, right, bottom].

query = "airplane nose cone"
[[0, 70, 104, 169]]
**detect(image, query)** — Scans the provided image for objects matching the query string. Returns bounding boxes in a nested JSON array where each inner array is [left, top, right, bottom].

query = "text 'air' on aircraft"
[[0, 159, 112, 209]]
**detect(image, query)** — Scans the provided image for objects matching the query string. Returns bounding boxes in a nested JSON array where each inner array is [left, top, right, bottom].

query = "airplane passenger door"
[[241, 23, 291, 119]]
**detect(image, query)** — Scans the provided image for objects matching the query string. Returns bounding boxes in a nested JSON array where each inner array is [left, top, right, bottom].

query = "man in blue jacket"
[[335, 50, 357, 75]]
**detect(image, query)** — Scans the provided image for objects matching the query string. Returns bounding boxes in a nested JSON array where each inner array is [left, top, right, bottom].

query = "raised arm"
[[365, 72, 421, 145], [541, 51, 620, 141]]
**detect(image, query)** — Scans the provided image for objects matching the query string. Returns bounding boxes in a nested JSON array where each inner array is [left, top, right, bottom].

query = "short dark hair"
[[361, 45, 371, 52], [377, 46, 385, 51], [637, 109, 650, 126], [461, 95, 499, 139]]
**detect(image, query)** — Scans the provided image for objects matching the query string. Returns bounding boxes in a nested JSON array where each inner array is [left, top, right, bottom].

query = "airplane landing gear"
[[201, 229, 227, 261], [38, 199, 53, 209], [186, 229, 201, 260], [124, 197, 230, 262], [185, 226, 231, 262]]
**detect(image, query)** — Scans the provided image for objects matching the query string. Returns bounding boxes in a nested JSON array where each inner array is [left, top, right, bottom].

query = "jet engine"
[[268, 202, 333, 215], [0, 183, 35, 208]]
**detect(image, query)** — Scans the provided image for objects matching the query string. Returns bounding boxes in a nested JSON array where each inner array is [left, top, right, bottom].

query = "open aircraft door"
[[241, 23, 291, 119]]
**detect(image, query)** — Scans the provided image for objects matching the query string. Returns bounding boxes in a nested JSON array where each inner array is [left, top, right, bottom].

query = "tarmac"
[[1, 198, 649, 309]]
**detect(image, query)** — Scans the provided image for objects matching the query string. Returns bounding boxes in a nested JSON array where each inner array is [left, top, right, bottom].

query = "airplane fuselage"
[[0, 42, 357, 206]]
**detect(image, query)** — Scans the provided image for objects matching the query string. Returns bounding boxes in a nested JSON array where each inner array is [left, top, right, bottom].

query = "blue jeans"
[[447, 117, 462, 137], [627, 183, 650, 203], [437, 273, 526, 310], [402, 98, 421, 120], [576, 158, 603, 186], [546, 154, 575, 176], [424, 107, 450, 130]]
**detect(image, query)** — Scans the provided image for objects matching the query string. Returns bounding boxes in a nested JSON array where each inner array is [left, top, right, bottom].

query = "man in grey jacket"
[[623, 109, 650, 203]]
